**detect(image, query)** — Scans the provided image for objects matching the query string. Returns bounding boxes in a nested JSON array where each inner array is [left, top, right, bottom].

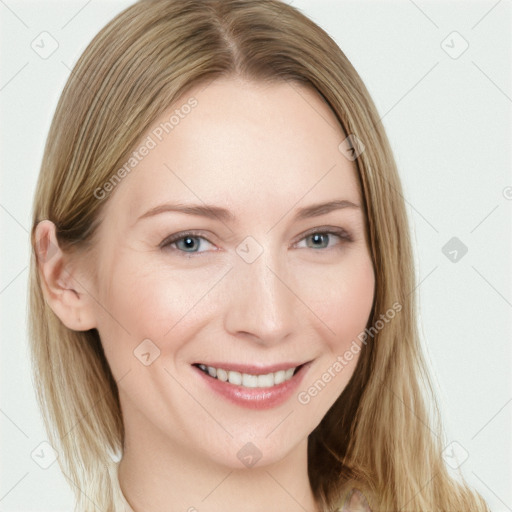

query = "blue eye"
[[298, 231, 350, 250], [160, 232, 214, 254], [160, 228, 352, 256]]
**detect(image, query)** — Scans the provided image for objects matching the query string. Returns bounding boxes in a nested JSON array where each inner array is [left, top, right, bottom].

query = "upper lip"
[[193, 361, 310, 375]]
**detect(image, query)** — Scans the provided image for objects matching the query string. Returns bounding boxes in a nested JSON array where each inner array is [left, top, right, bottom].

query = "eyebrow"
[[136, 199, 360, 224]]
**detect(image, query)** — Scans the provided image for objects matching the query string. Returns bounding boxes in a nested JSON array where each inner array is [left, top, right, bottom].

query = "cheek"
[[93, 254, 224, 362], [334, 257, 375, 347], [294, 254, 374, 414], [299, 252, 375, 350]]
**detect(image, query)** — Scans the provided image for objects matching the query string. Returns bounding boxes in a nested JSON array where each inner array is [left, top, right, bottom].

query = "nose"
[[223, 247, 297, 346]]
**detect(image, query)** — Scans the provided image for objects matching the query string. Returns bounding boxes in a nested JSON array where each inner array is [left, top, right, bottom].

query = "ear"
[[34, 220, 97, 331]]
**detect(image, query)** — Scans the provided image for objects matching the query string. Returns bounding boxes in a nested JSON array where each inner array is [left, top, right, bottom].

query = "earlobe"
[[34, 220, 97, 331]]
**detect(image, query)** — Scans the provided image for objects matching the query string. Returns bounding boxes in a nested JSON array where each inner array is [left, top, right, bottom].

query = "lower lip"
[[193, 364, 310, 410]]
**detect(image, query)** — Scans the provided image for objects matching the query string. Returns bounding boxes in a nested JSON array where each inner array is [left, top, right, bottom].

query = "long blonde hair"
[[28, 0, 490, 510]]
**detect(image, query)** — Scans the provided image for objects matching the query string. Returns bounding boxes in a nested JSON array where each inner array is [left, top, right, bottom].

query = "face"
[[88, 77, 375, 468]]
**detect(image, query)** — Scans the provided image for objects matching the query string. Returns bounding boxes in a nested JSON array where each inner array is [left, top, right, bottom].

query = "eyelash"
[[159, 227, 353, 257]]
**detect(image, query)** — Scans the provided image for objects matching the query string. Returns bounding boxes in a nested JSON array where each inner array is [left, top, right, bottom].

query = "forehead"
[[103, 77, 362, 222]]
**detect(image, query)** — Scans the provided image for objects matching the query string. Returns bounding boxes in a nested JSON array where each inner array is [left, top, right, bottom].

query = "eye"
[[295, 228, 353, 251], [159, 231, 214, 255]]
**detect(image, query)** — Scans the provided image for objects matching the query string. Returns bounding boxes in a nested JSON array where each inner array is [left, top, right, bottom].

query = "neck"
[[118, 412, 320, 512]]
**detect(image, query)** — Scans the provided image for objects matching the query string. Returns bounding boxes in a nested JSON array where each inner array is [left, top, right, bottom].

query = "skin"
[[36, 77, 375, 512]]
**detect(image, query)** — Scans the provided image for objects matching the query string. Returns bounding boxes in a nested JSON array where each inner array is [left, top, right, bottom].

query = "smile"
[[192, 361, 311, 410], [195, 363, 300, 388]]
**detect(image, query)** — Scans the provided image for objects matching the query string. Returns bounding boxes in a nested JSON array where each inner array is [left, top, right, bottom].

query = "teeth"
[[242, 373, 258, 388], [216, 368, 228, 382], [228, 370, 242, 385], [198, 364, 299, 388], [274, 370, 286, 385], [257, 373, 274, 387]]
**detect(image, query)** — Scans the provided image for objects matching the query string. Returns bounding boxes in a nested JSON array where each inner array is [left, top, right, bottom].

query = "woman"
[[28, 0, 491, 511]]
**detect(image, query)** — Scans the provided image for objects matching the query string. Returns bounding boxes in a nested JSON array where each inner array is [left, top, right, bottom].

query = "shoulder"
[[337, 487, 373, 512]]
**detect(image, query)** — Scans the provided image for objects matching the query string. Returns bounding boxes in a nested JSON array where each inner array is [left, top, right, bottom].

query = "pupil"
[[182, 237, 197, 251], [311, 233, 326, 248]]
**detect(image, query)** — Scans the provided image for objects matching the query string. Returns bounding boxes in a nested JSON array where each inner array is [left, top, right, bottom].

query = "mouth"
[[192, 360, 312, 410], [192, 362, 306, 389]]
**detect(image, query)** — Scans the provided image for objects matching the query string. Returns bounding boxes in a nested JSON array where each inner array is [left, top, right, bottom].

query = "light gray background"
[[1, 0, 511, 510]]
